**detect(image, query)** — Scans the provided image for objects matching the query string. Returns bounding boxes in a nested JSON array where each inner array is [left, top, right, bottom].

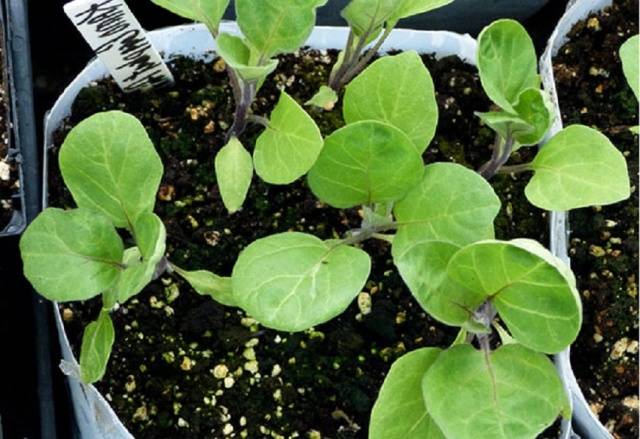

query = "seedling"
[[620, 34, 639, 133], [475, 19, 630, 211], [152, 0, 326, 213], [20, 111, 229, 383], [307, 0, 453, 110]]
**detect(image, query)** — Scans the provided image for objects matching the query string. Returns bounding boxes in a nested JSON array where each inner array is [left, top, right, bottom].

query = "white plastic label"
[[64, 0, 174, 92]]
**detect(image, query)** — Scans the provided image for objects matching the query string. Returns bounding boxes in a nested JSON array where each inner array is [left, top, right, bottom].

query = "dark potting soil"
[[553, 0, 639, 437], [0, 24, 16, 232], [50, 49, 552, 438]]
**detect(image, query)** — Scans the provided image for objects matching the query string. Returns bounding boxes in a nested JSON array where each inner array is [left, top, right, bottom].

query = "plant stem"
[[498, 162, 533, 175], [336, 25, 394, 89], [247, 114, 271, 129], [328, 30, 356, 89], [479, 133, 514, 179], [474, 301, 497, 352], [226, 80, 256, 141]]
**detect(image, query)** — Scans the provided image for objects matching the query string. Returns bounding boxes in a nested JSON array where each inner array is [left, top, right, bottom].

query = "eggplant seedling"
[[20, 111, 229, 384], [152, 0, 326, 212], [475, 19, 630, 211], [306, 0, 453, 110]]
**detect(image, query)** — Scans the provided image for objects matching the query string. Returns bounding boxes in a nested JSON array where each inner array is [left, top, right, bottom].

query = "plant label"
[[64, 0, 174, 93]]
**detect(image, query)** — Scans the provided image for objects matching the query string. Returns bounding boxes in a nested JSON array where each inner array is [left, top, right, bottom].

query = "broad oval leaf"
[[172, 265, 236, 307], [254, 92, 323, 184], [392, 239, 485, 327], [152, 0, 229, 34], [344, 51, 438, 153], [477, 19, 539, 112], [232, 232, 371, 331], [620, 35, 639, 101], [216, 33, 279, 81], [59, 111, 163, 230], [80, 310, 115, 384], [526, 125, 631, 210], [308, 121, 423, 208], [215, 137, 254, 213], [20, 208, 124, 302], [394, 163, 501, 247], [236, 0, 324, 58], [447, 239, 582, 353], [370, 348, 445, 439], [423, 344, 570, 439]]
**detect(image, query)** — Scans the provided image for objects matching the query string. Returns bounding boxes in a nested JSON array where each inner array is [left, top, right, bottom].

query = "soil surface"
[[0, 24, 16, 232], [51, 49, 552, 438], [553, 0, 639, 437]]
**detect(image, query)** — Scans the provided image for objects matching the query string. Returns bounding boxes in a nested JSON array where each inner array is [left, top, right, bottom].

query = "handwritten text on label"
[[64, 0, 174, 92]]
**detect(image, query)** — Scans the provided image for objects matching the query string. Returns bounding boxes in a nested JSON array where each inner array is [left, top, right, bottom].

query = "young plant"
[[475, 19, 631, 211], [20, 111, 229, 384], [620, 34, 639, 133], [307, 0, 453, 109], [152, 0, 326, 212]]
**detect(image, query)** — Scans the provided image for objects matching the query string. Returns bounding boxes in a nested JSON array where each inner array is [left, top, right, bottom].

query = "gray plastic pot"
[[540, 0, 616, 438], [44, 22, 575, 439]]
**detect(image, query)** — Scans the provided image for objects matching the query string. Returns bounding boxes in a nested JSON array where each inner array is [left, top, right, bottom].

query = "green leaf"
[[526, 125, 631, 210], [391, 0, 454, 22], [216, 33, 279, 81], [113, 212, 166, 304], [394, 163, 501, 247], [511, 88, 553, 146], [341, 0, 395, 36], [308, 121, 423, 208], [113, 247, 154, 304], [232, 232, 371, 331], [392, 240, 486, 327], [306, 85, 339, 111], [20, 208, 124, 302], [447, 239, 582, 353], [235, 0, 324, 58], [370, 348, 445, 439], [254, 91, 323, 184], [172, 265, 236, 307], [620, 35, 639, 101], [59, 111, 162, 230], [344, 51, 438, 153], [151, 0, 229, 34], [423, 344, 570, 439], [477, 19, 539, 112], [133, 212, 166, 264], [215, 137, 254, 213], [79, 310, 115, 384], [476, 88, 552, 148]]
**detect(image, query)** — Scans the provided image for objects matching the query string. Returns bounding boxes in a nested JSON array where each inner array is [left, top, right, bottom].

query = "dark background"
[[0, 0, 570, 437]]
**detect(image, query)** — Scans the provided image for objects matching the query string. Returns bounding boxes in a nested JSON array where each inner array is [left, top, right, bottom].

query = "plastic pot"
[[44, 22, 575, 439], [540, 1, 615, 438]]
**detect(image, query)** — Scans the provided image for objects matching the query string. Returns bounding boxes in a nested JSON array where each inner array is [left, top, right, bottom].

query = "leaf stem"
[[498, 162, 533, 175], [479, 132, 514, 179], [247, 115, 271, 129]]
